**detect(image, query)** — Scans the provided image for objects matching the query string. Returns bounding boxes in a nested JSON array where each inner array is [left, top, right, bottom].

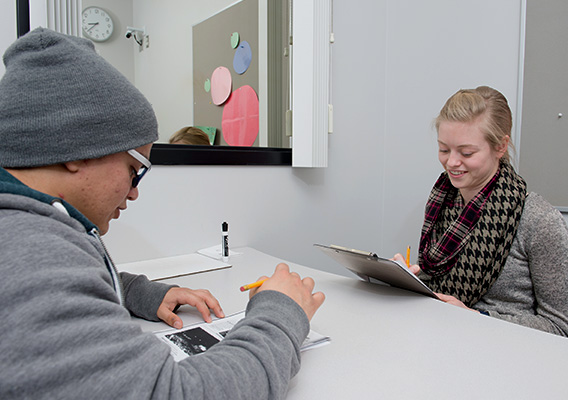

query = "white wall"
[[103, 0, 524, 278]]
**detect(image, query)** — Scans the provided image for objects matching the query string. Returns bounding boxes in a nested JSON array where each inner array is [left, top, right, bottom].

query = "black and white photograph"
[[165, 327, 220, 356]]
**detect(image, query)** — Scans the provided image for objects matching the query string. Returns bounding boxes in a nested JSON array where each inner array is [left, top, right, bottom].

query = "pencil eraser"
[[239, 286, 246, 292]]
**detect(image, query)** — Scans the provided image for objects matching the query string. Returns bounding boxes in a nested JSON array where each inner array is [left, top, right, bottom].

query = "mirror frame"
[[150, 144, 291, 165], [15, 0, 292, 166]]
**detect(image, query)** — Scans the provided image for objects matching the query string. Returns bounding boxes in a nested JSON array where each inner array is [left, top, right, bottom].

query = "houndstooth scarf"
[[418, 161, 526, 307]]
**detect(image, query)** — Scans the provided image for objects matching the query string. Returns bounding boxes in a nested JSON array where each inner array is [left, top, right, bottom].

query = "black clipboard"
[[314, 244, 439, 300]]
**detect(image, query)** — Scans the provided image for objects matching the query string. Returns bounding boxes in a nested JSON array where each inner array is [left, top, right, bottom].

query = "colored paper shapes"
[[222, 85, 259, 146], [204, 78, 211, 93], [233, 41, 252, 75], [210, 66, 232, 105], [194, 126, 217, 145], [230, 32, 240, 49]]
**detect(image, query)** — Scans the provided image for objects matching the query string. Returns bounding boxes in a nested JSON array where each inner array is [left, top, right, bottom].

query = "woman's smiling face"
[[437, 119, 507, 204]]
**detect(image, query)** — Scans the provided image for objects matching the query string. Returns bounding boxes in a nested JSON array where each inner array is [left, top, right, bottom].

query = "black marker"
[[222, 221, 229, 262]]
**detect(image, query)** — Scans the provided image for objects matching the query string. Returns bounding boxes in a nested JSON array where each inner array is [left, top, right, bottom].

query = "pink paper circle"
[[210, 66, 232, 105], [222, 85, 259, 146]]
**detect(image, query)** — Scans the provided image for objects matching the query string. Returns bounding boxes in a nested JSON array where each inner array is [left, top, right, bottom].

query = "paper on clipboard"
[[314, 244, 439, 300]]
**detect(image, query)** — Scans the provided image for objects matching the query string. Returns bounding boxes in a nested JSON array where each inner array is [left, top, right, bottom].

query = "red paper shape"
[[222, 85, 259, 146]]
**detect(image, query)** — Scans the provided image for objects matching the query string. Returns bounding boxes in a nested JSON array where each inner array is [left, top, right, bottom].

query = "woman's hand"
[[392, 253, 421, 275], [436, 293, 480, 313]]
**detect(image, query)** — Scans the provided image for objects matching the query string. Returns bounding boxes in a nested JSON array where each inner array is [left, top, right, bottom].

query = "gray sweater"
[[0, 169, 309, 399], [473, 192, 568, 336]]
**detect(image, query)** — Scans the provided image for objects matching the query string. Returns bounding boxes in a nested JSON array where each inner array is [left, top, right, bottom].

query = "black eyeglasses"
[[127, 149, 152, 188]]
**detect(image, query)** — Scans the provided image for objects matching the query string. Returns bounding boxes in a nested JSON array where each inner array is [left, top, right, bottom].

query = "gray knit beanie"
[[0, 27, 158, 168]]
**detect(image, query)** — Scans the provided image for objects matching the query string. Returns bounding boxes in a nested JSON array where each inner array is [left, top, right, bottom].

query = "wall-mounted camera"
[[125, 26, 145, 46]]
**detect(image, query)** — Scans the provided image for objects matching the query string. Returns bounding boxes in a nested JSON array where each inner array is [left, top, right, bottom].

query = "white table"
[[136, 247, 568, 399]]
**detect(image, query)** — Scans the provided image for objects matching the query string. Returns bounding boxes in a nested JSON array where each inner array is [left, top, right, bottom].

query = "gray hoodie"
[[0, 168, 308, 399]]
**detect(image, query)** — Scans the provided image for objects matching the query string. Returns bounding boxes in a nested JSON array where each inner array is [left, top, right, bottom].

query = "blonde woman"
[[169, 126, 211, 145], [395, 86, 568, 336]]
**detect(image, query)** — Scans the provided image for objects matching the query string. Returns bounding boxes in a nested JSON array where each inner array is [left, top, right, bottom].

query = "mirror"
[[19, 0, 292, 165]]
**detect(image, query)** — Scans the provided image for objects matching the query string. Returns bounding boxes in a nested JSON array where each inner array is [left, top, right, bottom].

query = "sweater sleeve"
[[0, 199, 312, 399], [120, 271, 175, 321], [481, 193, 568, 336], [156, 290, 310, 400]]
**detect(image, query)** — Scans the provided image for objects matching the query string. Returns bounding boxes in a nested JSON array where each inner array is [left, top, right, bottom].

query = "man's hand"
[[249, 263, 325, 321], [157, 287, 225, 329]]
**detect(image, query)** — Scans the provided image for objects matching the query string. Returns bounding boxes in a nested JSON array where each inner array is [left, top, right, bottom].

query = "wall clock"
[[82, 7, 114, 42]]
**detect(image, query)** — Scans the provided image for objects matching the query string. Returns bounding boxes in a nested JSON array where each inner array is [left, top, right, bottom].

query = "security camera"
[[125, 26, 145, 45]]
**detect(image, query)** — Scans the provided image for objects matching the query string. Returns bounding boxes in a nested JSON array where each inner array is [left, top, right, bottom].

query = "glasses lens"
[[132, 166, 148, 188], [127, 149, 151, 188]]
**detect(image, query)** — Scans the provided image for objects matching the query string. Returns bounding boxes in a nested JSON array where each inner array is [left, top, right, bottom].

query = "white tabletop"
[[136, 247, 568, 399]]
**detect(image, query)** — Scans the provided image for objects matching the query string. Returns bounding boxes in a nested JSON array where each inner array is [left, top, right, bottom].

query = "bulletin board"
[[193, 0, 259, 146]]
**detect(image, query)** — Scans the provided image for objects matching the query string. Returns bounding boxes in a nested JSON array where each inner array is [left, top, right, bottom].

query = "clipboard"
[[314, 244, 439, 300]]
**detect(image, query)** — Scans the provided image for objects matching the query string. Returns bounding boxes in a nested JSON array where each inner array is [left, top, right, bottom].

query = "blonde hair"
[[435, 86, 513, 163], [169, 127, 211, 145]]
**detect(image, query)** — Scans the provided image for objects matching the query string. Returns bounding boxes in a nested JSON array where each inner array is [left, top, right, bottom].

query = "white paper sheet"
[[117, 253, 231, 281], [154, 311, 330, 362]]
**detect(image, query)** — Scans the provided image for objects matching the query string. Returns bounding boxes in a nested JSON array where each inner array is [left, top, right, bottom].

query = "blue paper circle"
[[233, 41, 252, 75]]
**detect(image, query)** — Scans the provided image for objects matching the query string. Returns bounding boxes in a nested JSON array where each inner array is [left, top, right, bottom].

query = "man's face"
[[71, 144, 152, 234]]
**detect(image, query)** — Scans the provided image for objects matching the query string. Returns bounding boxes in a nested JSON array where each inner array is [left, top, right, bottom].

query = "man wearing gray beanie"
[[0, 28, 324, 399]]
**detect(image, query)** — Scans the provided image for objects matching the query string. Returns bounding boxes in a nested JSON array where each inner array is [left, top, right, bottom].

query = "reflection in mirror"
[[83, 0, 289, 148], [21, 0, 292, 165], [169, 127, 212, 146]]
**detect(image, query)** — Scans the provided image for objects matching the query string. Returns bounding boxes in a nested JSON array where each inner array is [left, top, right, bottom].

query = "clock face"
[[82, 7, 114, 42]]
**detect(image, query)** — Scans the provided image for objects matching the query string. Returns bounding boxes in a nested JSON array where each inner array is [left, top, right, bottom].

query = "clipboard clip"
[[330, 244, 376, 258]]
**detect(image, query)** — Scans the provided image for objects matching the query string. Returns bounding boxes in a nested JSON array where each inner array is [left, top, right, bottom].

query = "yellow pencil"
[[406, 246, 411, 267], [240, 279, 268, 292]]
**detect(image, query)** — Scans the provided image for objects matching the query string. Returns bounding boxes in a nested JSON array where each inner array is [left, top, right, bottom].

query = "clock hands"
[[86, 22, 99, 33]]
